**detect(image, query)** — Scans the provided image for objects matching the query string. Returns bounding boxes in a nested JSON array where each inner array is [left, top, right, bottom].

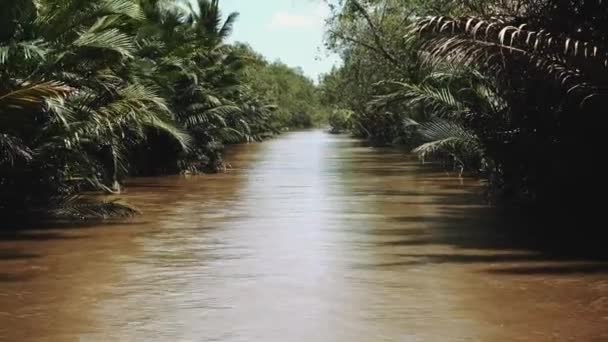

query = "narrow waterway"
[[1, 130, 608, 341]]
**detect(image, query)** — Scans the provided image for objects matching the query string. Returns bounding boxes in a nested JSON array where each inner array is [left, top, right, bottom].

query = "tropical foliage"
[[0, 0, 322, 221], [321, 0, 607, 211], [327, 109, 352, 134], [238, 45, 327, 130]]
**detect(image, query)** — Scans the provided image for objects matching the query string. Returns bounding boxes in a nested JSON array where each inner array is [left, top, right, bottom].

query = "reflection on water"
[[2, 130, 608, 341]]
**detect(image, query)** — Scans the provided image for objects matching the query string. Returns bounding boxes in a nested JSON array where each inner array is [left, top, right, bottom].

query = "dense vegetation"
[[0, 0, 325, 221], [237, 44, 326, 130], [4, 0, 606, 230], [321, 0, 606, 228]]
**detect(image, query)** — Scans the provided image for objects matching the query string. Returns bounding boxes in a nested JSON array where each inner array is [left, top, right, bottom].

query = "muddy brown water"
[[1, 130, 608, 341]]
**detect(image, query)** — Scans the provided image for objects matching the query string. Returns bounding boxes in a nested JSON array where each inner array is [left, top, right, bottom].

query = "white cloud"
[[267, 3, 333, 31], [268, 11, 320, 30]]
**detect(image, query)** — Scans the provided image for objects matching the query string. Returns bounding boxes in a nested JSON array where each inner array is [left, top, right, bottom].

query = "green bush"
[[328, 109, 353, 134]]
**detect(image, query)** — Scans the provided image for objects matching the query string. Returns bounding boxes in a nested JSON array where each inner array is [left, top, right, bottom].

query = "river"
[[1, 130, 608, 341]]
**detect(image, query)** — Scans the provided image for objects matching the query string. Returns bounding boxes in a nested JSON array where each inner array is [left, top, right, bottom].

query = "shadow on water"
[[0, 231, 88, 241], [0, 273, 36, 283], [362, 188, 608, 274], [347, 147, 608, 274], [487, 264, 608, 275], [0, 248, 41, 260], [0, 249, 40, 283]]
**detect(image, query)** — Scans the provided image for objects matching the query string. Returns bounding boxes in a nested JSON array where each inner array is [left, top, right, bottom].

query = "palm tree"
[[0, 0, 287, 221], [370, 65, 505, 173], [408, 3, 608, 202], [185, 0, 239, 50], [0, 0, 189, 219]]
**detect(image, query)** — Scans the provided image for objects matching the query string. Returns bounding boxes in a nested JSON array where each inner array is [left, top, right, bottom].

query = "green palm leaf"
[[413, 119, 483, 170], [0, 82, 73, 111], [73, 28, 135, 58], [0, 39, 49, 64]]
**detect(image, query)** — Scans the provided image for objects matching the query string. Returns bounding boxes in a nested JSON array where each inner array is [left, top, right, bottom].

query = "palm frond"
[[99, 0, 145, 21], [183, 105, 241, 128], [412, 16, 608, 98], [415, 16, 608, 65], [413, 119, 483, 169], [50, 195, 140, 220], [187, 0, 238, 47], [0, 82, 73, 111], [371, 80, 467, 117], [73, 28, 135, 58], [0, 39, 49, 64], [218, 12, 239, 41], [45, 96, 75, 128], [145, 116, 192, 151]]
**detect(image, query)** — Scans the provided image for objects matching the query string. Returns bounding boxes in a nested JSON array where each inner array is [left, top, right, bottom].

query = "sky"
[[217, 0, 341, 81]]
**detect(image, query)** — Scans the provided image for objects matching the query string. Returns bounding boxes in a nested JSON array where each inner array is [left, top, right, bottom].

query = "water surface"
[[2, 130, 608, 341]]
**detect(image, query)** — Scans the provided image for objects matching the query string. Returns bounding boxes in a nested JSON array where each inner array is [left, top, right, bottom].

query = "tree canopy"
[[0, 0, 326, 220], [321, 0, 608, 222]]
